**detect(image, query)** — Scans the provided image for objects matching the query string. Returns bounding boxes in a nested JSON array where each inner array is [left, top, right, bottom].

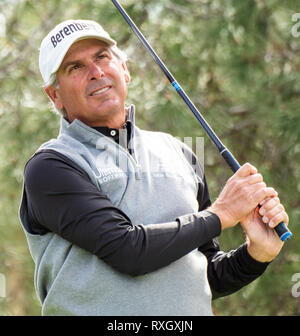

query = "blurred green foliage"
[[0, 0, 299, 315]]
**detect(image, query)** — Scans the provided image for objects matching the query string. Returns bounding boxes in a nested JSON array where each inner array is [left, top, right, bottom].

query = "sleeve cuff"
[[239, 243, 270, 274], [176, 210, 222, 248], [200, 210, 222, 238]]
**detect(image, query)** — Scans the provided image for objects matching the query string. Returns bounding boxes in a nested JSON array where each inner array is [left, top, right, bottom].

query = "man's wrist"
[[207, 204, 233, 230], [246, 240, 275, 263]]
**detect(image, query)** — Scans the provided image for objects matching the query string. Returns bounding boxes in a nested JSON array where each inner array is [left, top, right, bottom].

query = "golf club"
[[111, 0, 292, 242]]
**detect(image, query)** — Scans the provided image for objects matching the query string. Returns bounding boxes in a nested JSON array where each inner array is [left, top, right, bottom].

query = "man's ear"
[[122, 62, 131, 84], [44, 85, 64, 110]]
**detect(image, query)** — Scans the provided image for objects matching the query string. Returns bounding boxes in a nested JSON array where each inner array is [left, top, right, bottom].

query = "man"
[[20, 19, 288, 316]]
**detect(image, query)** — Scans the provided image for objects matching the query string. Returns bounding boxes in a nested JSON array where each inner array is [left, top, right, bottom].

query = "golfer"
[[20, 19, 288, 316]]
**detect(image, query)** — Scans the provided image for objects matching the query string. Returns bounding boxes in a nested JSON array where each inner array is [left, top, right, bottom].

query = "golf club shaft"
[[111, 0, 292, 242]]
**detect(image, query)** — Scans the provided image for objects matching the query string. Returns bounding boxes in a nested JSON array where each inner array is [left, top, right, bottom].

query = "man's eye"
[[69, 64, 81, 72], [97, 53, 108, 60]]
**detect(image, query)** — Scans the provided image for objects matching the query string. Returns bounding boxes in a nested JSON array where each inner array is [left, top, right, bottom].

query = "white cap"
[[39, 19, 116, 85]]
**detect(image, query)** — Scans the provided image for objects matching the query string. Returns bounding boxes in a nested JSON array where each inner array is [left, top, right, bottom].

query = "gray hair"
[[43, 44, 128, 118]]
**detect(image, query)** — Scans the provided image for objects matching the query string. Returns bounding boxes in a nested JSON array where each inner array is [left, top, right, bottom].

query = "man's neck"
[[67, 107, 129, 129]]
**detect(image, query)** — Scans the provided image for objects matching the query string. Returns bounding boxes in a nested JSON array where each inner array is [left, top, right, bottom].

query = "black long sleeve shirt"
[[23, 122, 269, 299]]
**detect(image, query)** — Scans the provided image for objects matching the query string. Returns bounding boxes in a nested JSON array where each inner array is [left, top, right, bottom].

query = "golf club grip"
[[220, 147, 241, 173], [221, 148, 292, 242], [112, 0, 292, 242]]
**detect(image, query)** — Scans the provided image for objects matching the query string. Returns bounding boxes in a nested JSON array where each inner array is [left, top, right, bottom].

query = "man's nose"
[[89, 62, 104, 80]]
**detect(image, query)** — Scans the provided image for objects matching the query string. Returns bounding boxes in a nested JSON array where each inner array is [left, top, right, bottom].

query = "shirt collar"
[[63, 105, 135, 144], [92, 119, 132, 144]]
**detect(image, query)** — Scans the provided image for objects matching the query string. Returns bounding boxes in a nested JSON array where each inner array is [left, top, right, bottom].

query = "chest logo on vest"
[[96, 167, 127, 184]]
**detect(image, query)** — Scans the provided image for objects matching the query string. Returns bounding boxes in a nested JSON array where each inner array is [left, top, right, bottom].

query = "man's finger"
[[269, 211, 289, 228], [261, 203, 284, 223], [259, 197, 280, 216], [235, 162, 258, 178], [254, 187, 278, 205], [245, 173, 264, 185]]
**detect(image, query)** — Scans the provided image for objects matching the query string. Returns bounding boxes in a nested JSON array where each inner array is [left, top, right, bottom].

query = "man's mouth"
[[90, 86, 111, 96]]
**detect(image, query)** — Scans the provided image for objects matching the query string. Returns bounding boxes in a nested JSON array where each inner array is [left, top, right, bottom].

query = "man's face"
[[47, 38, 130, 128]]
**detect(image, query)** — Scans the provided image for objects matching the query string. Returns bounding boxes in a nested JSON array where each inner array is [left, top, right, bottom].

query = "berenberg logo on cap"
[[50, 21, 102, 48]]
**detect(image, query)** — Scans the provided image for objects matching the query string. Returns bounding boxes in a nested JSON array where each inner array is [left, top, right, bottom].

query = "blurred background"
[[0, 0, 299, 316]]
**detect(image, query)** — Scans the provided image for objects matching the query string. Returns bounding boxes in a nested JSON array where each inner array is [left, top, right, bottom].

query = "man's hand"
[[209, 163, 278, 230], [241, 197, 289, 262]]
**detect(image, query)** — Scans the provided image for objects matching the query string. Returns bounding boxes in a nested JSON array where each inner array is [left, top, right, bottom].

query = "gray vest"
[[20, 106, 213, 316]]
